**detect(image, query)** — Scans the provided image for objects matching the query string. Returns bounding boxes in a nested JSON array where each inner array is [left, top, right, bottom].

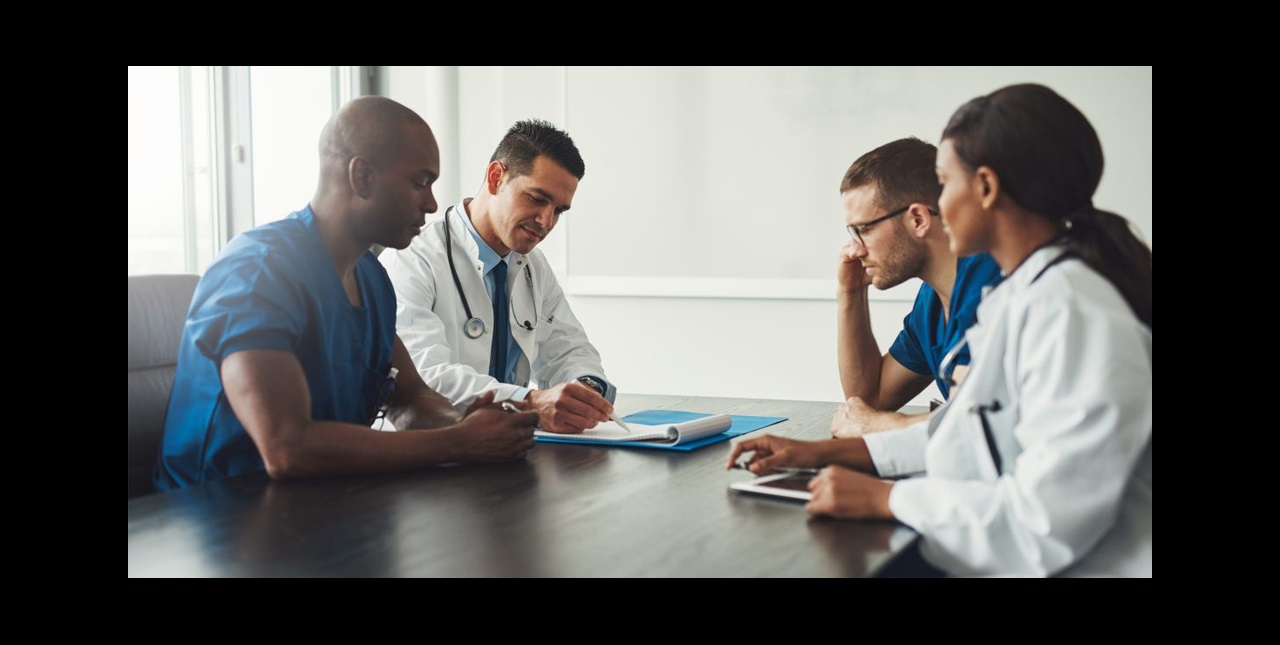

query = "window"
[[127, 66, 369, 275], [127, 66, 217, 275], [249, 67, 336, 226]]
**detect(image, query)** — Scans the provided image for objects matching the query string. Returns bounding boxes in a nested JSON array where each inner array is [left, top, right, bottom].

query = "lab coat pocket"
[[926, 408, 998, 483], [528, 295, 558, 341], [534, 314, 555, 344]]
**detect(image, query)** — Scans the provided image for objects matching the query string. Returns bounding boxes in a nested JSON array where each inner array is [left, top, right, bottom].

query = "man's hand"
[[463, 391, 499, 416], [831, 396, 926, 438], [837, 239, 872, 294], [451, 396, 538, 462], [831, 396, 888, 438], [526, 381, 612, 434]]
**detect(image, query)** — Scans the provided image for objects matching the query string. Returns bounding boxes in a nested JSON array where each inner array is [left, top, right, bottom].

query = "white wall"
[[383, 66, 1153, 406]]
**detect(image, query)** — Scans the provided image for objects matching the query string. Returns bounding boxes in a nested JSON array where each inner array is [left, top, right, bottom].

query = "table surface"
[[128, 394, 918, 577]]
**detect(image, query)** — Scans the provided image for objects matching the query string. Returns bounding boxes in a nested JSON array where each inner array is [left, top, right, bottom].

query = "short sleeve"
[[188, 236, 307, 362], [888, 292, 931, 377]]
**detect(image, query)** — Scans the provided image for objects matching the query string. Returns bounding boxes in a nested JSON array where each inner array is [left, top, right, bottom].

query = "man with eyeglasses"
[[830, 137, 1002, 438]]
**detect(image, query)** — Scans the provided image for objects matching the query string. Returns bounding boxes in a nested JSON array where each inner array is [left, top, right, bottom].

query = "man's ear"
[[906, 203, 935, 239], [350, 156, 373, 199], [484, 160, 505, 195], [975, 166, 1000, 210]]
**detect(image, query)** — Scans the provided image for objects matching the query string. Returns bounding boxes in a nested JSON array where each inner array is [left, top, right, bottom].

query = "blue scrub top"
[[154, 206, 397, 491], [888, 253, 1003, 399]]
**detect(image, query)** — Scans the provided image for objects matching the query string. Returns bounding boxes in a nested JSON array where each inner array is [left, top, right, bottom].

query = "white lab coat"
[[863, 246, 1152, 577], [379, 205, 611, 410]]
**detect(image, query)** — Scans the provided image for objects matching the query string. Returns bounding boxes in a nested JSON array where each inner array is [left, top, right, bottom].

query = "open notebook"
[[533, 409, 787, 452], [534, 414, 732, 447]]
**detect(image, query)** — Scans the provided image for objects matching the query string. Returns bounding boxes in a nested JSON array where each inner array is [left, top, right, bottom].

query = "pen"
[[609, 411, 632, 433]]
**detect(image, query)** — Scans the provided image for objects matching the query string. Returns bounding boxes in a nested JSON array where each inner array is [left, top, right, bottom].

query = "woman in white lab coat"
[[728, 84, 1152, 577]]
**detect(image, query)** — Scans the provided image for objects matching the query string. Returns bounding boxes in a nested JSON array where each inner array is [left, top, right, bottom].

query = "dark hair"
[[840, 137, 940, 212], [490, 119, 585, 180], [942, 84, 1151, 328]]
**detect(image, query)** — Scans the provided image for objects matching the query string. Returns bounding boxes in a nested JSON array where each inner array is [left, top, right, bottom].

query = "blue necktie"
[[489, 261, 509, 381]]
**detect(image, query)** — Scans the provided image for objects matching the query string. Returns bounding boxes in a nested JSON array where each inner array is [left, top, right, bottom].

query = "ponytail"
[[1063, 206, 1152, 329]]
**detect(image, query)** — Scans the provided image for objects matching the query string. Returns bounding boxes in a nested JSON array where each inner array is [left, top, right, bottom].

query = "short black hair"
[[490, 119, 585, 180]]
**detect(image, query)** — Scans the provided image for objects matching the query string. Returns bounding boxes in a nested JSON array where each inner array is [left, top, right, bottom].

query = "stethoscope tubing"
[[443, 206, 536, 339]]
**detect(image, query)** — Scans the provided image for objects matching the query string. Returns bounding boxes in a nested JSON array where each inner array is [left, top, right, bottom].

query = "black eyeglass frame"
[[846, 205, 939, 247]]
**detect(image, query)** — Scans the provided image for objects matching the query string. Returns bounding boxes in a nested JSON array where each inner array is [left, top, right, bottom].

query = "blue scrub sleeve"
[[189, 253, 306, 361], [888, 315, 930, 377]]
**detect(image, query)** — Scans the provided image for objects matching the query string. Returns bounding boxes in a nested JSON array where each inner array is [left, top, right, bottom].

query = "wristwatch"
[[577, 376, 606, 396]]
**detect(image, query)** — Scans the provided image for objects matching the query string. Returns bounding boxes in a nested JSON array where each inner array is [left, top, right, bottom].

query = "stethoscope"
[[931, 244, 1079, 476], [443, 206, 538, 339]]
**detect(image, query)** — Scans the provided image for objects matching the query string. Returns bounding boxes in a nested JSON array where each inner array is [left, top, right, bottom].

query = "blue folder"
[[533, 409, 787, 452]]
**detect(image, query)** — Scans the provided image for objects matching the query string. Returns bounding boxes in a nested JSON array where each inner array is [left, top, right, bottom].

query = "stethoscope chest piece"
[[444, 205, 537, 340], [464, 316, 486, 339]]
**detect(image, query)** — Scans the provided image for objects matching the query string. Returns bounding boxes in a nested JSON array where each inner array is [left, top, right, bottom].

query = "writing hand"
[[527, 381, 612, 434]]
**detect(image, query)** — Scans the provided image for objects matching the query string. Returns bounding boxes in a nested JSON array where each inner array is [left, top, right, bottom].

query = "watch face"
[[578, 377, 604, 394]]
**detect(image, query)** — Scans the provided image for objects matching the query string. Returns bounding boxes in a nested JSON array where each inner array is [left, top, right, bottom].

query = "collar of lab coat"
[[1001, 243, 1072, 292], [447, 201, 528, 274]]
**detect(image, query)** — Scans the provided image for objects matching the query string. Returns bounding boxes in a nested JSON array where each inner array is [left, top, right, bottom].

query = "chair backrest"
[[128, 274, 199, 498]]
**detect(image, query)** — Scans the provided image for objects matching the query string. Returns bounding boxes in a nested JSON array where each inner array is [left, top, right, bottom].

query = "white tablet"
[[729, 472, 814, 501]]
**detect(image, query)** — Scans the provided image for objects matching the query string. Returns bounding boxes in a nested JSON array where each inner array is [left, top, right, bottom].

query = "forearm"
[[531, 314, 609, 400], [388, 334, 465, 428], [528, 279, 615, 401], [258, 420, 466, 480], [836, 289, 883, 401], [868, 410, 931, 434], [387, 387, 462, 430], [823, 438, 879, 475]]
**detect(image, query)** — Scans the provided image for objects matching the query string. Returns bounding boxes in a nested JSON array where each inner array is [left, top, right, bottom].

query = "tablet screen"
[[757, 475, 811, 492], [729, 472, 814, 501]]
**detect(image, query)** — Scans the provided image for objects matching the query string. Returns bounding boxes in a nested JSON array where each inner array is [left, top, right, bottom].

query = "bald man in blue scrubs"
[[155, 96, 538, 491]]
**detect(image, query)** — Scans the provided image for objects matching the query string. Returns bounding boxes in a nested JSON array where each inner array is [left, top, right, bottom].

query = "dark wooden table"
[[128, 394, 918, 577]]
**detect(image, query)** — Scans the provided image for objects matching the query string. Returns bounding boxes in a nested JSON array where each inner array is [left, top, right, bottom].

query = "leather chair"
[[128, 274, 199, 498]]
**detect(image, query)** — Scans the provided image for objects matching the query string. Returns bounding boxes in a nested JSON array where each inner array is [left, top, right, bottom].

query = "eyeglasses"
[[845, 205, 938, 248]]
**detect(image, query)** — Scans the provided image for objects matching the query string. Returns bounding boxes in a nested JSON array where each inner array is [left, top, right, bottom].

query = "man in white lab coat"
[[380, 119, 614, 433]]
